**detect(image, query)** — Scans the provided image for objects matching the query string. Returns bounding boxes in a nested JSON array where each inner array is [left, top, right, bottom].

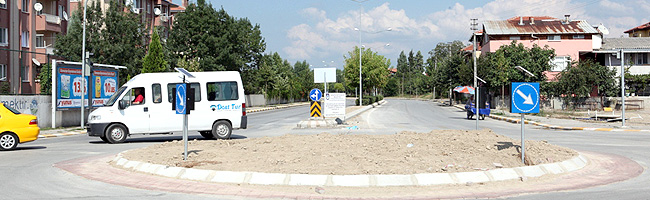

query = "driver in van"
[[132, 88, 144, 105]]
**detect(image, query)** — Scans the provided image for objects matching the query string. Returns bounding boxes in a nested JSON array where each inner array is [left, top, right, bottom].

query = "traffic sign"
[[176, 84, 186, 114], [309, 88, 322, 101], [310, 101, 322, 117], [511, 82, 540, 113]]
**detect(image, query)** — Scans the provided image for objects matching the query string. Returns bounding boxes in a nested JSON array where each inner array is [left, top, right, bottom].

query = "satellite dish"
[[0, 0, 6, 5], [125, 0, 133, 6], [153, 7, 161, 15], [63, 11, 69, 21], [32, 58, 41, 66], [598, 24, 610, 35], [34, 2, 43, 12]]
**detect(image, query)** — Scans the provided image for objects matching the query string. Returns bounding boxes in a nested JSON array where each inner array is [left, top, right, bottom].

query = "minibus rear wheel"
[[212, 121, 232, 139]]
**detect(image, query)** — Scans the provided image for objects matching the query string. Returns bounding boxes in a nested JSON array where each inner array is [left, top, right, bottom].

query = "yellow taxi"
[[0, 102, 40, 150]]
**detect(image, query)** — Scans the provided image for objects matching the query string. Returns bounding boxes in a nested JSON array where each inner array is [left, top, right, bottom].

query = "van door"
[[118, 87, 150, 134]]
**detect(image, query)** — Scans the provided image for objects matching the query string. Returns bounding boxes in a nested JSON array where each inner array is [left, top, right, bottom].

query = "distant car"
[[0, 103, 40, 150]]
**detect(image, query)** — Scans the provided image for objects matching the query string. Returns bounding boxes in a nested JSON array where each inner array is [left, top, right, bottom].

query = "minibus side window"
[[152, 84, 162, 103], [207, 81, 238, 101], [121, 87, 145, 107], [167, 83, 201, 102]]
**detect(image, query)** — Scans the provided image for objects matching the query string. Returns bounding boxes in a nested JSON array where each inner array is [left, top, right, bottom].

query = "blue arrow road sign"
[[176, 84, 186, 114], [511, 82, 540, 113], [309, 88, 322, 101]]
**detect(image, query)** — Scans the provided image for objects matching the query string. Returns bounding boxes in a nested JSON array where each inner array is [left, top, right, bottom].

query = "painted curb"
[[38, 130, 87, 138], [451, 105, 650, 132], [113, 151, 588, 187]]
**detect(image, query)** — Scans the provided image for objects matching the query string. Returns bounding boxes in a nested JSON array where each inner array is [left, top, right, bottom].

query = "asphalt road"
[[1, 99, 648, 199]]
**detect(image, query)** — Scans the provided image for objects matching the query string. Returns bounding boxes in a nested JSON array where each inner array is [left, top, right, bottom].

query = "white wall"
[[0, 95, 52, 128]]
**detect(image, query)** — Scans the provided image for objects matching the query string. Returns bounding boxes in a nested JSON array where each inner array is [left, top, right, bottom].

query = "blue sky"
[[172, 0, 650, 69]]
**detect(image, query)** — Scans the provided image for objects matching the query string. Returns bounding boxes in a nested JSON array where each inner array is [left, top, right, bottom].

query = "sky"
[[171, 0, 650, 69]]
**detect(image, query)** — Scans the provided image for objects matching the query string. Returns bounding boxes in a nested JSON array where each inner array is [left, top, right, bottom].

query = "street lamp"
[[80, 0, 91, 129], [354, 25, 392, 106]]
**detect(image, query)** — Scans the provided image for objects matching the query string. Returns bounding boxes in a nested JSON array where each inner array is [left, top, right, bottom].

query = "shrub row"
[[355, 95, 384, 106]]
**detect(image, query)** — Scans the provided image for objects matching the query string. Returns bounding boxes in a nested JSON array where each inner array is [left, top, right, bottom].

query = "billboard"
[[55, 65, 118, 110]]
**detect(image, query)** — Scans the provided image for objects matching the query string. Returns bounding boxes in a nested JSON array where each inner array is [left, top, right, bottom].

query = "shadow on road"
[[87, 134, 248, 144], [4, 146, 47, 151]]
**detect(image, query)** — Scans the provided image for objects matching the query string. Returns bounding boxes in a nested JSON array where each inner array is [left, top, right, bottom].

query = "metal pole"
[[81, 0, 88, 129], [182, 76, 188, 160], [472, 26, 478, 130], [521, 113, 525, 164], [620, 49, 626, 127], [358, 3, 363, 106]]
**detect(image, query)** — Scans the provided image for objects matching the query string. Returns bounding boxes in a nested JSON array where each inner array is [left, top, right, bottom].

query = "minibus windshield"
[[105, 86, 127, 106]]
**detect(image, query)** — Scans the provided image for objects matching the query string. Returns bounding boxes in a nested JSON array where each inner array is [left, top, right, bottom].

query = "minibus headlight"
[[90, 115, 101, 121]]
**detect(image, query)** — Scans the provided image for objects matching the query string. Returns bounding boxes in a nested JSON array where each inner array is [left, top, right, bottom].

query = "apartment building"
[[477, 15, 605, 81], [0, 0, 69, 94]]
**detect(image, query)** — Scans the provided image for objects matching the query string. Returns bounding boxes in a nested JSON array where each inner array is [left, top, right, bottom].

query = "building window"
[[635, 53, 648, 65], [21, 31, 29, 47], [36, 34, 44, 48], [547, 35, 561, 41], [0, 64, 6, 80], [550, 56, 570, 71], [0, 28, 7, 46], [21, 66, 29, 82], [146, 0, 150, 13], [59, 5, 65, 19], [572, 35, 584, 39], [509, 36, 521, 41], [22, 0, 29, 13]]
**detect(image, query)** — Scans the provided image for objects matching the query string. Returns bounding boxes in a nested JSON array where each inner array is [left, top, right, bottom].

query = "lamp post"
[[80, 0, 90, 129], [471, 18, 479, 130]]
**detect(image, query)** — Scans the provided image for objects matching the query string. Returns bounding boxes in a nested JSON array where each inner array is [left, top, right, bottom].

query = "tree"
[[343, 46, 390, 96], [141, 30, 168, 73], [100, 1, 147, 83], [552, 59, 617, 109], [53, 1, 104, 62], [38, 64, 52, 94], [167, 0, 265, 73]]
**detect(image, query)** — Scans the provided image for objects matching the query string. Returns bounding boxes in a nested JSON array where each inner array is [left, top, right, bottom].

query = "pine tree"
[[141, 30, 168, 73]]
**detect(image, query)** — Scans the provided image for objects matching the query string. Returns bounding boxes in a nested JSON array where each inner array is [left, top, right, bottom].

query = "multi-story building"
[[0, 0, 69, 94], [476, 15, 605, 81], [624, 22, 650, 37]]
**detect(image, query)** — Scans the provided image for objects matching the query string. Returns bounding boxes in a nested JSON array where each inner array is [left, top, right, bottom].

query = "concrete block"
[[540, 163, 565, 174], [453, 171, 490, 183], [157, 167, 184, 178], [288, 174, 328, 186], [180, 168, 212, 181], [561, 159, 581, 172], [375, 174, 414, 186], [115, 158, 128, 166], [135, 162, 151, 171], [331, 175, 371, 187], [249, 172, 287, 185], [517, 166, 545, 177], [487, 168, 519, 181], [211, 171, 248, 184], [123, 161, 140, 169], [414, 173, 455, 185]]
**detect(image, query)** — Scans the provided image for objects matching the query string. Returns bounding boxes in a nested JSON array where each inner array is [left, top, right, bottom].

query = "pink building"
[[478, 16, 603, 81], [0, 0, 69, 94]]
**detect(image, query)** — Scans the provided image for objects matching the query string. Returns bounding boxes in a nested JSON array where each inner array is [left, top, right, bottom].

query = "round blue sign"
[[176, 84, 186, 114], [511, 82, 540, 113], [309, 88, 322, 101]]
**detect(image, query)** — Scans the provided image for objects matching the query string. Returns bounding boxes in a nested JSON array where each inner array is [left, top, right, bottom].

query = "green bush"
[[362, 98, 370, 105], [368, 96, 376, 104], [377, 94, 384, 101]]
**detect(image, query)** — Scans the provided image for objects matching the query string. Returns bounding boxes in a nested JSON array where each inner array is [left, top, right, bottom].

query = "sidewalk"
[[447, 102, 650, 132]]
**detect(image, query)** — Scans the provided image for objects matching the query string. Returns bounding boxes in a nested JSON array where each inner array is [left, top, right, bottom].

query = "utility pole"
[[471, 18, 479, 130]]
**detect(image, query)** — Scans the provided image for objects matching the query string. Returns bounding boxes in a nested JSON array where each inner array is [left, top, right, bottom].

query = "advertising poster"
[[56, 65, 118, 110]]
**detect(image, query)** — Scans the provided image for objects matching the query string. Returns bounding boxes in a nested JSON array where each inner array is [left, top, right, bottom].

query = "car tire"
[[199, 131, 214, 139], [0, 133, 18, 150], [105, 124, 128, 144], [212, 121, 232, 139]]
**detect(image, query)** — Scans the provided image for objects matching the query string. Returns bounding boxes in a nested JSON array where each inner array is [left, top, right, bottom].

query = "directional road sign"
[[309, 88, 322, 101], [511, 82, 540, 113], [176, 84, 186, 114]]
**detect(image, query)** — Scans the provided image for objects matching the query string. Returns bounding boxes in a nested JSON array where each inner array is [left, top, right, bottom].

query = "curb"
[[247, 102, 310, 113], [38, 130, 87, 138], [112, 151, 588, 187], [295, 100, 387, 128], [451, 105, 650, 132]]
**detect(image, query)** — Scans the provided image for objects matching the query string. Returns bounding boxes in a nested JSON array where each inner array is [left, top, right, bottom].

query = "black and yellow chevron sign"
[[310, 101, 322, 117]]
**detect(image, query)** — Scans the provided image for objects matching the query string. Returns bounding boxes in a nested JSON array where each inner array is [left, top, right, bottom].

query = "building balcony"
[[35, 14, 63, 33]]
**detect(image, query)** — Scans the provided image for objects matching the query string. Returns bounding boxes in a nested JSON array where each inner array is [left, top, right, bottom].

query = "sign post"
[[309, 88, 322, 118], [511, 82, 540, 164], [175, 68, 195, 161]]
